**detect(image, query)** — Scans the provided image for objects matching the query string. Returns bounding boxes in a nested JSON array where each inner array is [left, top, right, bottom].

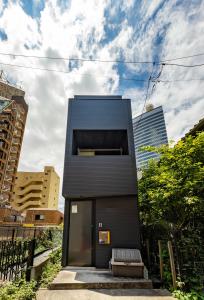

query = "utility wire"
[[161, 52, 204, 62], [133, 64, 155, 131], [0, 61, 204, 82], [0, 51, 204, 65], [150, 64, 164, 95], [163, 62, 204, 68], [0, 61, 148, 82]]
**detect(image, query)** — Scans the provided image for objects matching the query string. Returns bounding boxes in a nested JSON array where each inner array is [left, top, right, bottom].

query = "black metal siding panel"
[[95, 196, 141, 268], [62, 199, 70, 266], [63, 97, 137, 198], [64, 156, 137, 198]]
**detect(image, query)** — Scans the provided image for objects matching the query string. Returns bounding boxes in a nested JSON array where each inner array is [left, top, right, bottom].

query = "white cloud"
[[0, 0, 118, 210], [0, 0, 203, 211], [117, 0, 204, 141], [141, 0, 167, 19], [0, 0, 3, 13]]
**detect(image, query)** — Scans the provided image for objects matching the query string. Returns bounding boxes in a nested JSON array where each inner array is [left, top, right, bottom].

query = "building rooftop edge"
[[0, 78, 25, 94], [71, 95, 125, 100], [133, 105, 163, 121], [183, 117, 204, 138], [26, 208, 62, 211], [16, 166, 57, 174]]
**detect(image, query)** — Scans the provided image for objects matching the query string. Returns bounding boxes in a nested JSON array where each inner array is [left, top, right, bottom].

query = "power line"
[[164, 62, 204, 68], [161, 52, 204, 62], [156, 78, 204, 82], [0, 61, 71, 74], [0, 51, 204, 65], [133, 64, 155, 130], [0, 61, 148, 83], [0, 52, 154, 64], [0, 61, 204, 83]]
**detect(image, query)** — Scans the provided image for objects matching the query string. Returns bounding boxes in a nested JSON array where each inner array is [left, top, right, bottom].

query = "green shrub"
[[40, 248, 62, 287], [173, 290, 204, 300], [0, 248, 62, 299], [0, 278, 37, 300]]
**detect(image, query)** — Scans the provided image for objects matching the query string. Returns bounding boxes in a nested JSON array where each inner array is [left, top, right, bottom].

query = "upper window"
[[72, 130, 129, 156], [35, 214, 45, 220]]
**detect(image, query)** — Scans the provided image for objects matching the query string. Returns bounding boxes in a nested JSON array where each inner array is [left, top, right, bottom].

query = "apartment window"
[[35, 214, 45, 220], [72, 130, 129, 156]]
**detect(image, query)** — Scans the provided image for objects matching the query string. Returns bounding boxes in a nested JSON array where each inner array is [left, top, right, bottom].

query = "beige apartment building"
[[11, 166, 60, 212], [0, 77, 28, 207]]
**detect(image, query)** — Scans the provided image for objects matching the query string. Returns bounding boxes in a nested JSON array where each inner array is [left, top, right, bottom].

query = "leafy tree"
[[139, 132, 204, 238], [139, 132, 204, 291]]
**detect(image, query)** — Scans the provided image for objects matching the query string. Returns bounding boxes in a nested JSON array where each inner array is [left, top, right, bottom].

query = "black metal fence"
[[0, 226, 63, 281], [0, 239, 30, 281]]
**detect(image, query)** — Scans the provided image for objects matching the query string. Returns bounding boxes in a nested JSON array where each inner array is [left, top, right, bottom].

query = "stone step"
[[49, 280, 153, 290], [49, 269, 153, 290], [37, 288, 175, 300]]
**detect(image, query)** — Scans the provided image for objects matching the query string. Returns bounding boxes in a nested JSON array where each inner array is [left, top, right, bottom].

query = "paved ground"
[[49, 268, 152, 289], [37, 288, 175, 300], [38, 267, 175, 299]]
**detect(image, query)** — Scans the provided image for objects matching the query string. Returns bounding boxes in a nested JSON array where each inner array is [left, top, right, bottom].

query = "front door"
[[68, 200, 93, 266]]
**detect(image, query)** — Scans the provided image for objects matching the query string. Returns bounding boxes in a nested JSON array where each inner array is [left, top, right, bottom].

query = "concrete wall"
[[0, 93, 27, 206], [12, 166, 60, 211], [0, 81, 25, 100], [25, 209, 63, 225]]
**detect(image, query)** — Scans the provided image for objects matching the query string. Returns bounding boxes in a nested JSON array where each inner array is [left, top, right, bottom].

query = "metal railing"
[[0, 226, 63, 281]]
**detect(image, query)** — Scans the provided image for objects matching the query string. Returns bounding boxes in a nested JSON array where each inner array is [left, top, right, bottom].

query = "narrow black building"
[[62, 95, 140, 268]]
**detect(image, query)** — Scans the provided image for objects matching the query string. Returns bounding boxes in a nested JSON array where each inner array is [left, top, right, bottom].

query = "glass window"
[[35, 214, 45, 220]]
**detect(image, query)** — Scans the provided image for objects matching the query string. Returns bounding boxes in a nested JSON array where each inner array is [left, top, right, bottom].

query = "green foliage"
[[0, 249, 62, 299], [0, 278, 37, 300], [138, 132, 204, 291], [35, 228, 63, 255], [40, 248, 62, 287], [173, 290, 204, 300], [139, 132, 204, 234]]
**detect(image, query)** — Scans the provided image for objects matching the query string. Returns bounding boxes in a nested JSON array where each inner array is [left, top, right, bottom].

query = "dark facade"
[[62, 95, 140, 268]]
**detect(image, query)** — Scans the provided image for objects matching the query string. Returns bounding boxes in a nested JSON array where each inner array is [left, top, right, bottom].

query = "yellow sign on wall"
[[99, 231, 110, 244], [23, 224, 34, 227]]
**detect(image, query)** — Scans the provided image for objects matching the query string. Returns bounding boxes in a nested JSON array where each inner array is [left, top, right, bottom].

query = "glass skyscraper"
[[133, 105, 168, 169]]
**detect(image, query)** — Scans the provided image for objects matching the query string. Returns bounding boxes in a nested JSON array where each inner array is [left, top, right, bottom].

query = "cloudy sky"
[[0, 0, 203, 210]]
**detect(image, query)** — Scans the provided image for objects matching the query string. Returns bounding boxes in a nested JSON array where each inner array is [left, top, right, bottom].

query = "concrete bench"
[[111, 248, 144, 278]]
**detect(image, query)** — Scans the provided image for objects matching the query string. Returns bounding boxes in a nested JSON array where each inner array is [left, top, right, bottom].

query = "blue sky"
[[0, 0, 203, 210]]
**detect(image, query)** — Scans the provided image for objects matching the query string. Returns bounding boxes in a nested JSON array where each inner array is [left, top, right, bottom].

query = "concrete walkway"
[[37, 288, 175, 300], [49, 268, 152, 289], [37, 267, 175, 299]]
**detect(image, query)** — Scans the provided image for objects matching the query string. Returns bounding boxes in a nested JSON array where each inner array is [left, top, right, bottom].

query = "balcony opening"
[[72, 130, 129, 156]]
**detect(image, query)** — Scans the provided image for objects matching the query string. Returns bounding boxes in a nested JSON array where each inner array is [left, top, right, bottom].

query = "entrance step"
[[49, 268, 153, 290], [37, 289, 175, 300]]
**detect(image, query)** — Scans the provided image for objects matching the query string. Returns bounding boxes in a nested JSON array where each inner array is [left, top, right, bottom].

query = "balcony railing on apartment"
[[10, 147, 18, 154]]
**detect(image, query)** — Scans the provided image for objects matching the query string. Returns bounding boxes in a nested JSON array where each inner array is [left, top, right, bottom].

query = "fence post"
[[26, 238, 35, 281], [158, 240, 164, 281], [11, 228, 16, 241], [146, 239, 151, 269], [168, 241, 177, 289]]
